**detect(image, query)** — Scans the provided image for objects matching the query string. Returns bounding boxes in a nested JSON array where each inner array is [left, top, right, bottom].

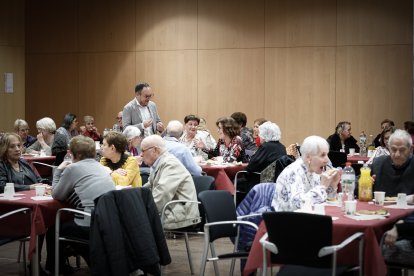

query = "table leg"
[[31, 235, 39, 276]]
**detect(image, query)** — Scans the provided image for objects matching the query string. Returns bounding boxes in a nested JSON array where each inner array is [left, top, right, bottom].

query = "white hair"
[[388, 129, 412, 149], [300, 135, 329, 161], [36, 117, 56, 133], [122, 126, 141, 141], [166, 120, 184, 139], [258, 121, 281, 142]]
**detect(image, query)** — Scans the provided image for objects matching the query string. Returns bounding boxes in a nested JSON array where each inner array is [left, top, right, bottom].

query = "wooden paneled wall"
[[21, 0, 413, 145], [0, 0, 25, 132]]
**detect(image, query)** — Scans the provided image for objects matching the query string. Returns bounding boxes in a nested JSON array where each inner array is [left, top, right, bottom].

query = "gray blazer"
[[122, 99, 161, 134]]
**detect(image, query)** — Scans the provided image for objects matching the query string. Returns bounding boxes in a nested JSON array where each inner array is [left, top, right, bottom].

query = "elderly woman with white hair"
[[123, 125, 142, 156], [26, 117, 56, 156], [246, 121, 287, 173], [272, 135, 341, 211]]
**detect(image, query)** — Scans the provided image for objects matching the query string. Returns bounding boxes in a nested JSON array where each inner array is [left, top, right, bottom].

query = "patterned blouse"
[[272, 158, 336, 211], [180, 130, 216, 160], [205, 136, 245, 163], [366, 146, 389, 165]]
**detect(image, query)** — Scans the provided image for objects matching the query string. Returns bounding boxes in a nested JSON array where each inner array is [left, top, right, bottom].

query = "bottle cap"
[[345, 162, 351, 167]]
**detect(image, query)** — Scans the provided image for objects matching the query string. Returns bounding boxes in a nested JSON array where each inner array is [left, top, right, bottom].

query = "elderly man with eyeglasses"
[[141, 135, 200, 230], [122, 82, 164, 137]]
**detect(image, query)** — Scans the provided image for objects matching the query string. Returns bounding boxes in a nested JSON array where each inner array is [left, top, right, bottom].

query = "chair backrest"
[[198, 190, 238, 242], [273, 155, 295, 182], [328, 151, 347, 168], [260, 155, 295, 183], [0, 208, 31, 245], [192, 175, 215, 227], [192, 175, 215, 195], [262, 211, 333, 268]]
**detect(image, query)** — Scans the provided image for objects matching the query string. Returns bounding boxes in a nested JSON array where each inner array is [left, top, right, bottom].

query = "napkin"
[[384, 204, 414, 210], [31, 196, 54, 201], [0, 196, 24, 201], [345, 214, 386, 220]]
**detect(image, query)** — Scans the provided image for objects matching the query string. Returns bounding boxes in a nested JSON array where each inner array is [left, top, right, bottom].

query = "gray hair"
[[122, 125, 141, 141], [388, 129, 412, 149], [300, 135, 329, 161], [258, 121, 281, 142], [14, 119, 28, 132], [36, 117, 56, 133], [166, 120, 184, 139]]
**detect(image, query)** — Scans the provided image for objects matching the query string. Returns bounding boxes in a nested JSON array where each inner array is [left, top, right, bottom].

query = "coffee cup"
[[374, 191, 385, 206], [4, 183, 15, 199], [345, 200, 357, 215], [397, 193, 407, 208], [349, 148, 355, 156], [314, 203, 325, 215], [35, 185, 46, 197]]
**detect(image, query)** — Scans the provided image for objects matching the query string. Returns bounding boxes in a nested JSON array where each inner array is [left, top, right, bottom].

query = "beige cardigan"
[[144, 152, 200, 229]]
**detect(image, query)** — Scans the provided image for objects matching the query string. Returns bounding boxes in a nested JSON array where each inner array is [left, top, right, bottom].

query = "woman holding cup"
[[272, 135, 341, 211], [0, 133, 48, 192]]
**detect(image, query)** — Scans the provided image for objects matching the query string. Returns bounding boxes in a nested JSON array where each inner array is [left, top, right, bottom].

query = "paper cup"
[[397, 193, 407, 208], [314, 204, 325, 215], [35, 185, 46, 197], [345, 200, 357, 215], [349, 148, 355, 156], [4, 183, 15, 199], [374, 191, 385, 206]]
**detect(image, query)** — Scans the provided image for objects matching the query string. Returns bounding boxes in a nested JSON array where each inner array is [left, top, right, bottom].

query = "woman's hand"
[[37, 133, 45, 144], [320, 169, 342, 189], [113, 168, 127, 176], [195, 139, 205, 149], [135, 156, 143, 166], [57, 161, 71, 170]]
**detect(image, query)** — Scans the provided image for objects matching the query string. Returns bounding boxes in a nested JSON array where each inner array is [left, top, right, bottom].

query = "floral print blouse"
[[205, 136, 245, 163], [366, 146, 389, 166], [271, 158, 336, 211]]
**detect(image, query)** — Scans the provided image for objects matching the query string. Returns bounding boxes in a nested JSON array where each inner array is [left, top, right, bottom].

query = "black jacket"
[[90, 188, 171, 276], [327, 133, 360, 154], [246, 141, 287, 173], [0, 159, 43, 193]]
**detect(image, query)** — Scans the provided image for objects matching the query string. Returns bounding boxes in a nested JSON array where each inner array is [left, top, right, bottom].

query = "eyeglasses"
[[142, 94, 154, 99], [19, 129, 29, 132], [141, 146, 155, 153], [116, 117, 122, 120]]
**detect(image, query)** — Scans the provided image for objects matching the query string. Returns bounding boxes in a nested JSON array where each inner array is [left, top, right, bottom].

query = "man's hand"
[[143, 118, 153, 129], [156, 122, 165, 132]]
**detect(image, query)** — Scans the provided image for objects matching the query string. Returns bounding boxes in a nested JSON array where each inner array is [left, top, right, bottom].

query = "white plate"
[[355, 210, 389, 217]]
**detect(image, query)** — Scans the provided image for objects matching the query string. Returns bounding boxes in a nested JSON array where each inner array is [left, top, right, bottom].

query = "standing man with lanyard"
[[122, 82, 165, 137]]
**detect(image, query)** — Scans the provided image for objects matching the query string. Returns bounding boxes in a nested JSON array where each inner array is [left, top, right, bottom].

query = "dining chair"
[[55, 208, 91, 276], [380, 232, 414, 276], [160, 175, 215, 274], [0, 208, 31, 274], [260, 211, 364, 276], [198, 190, 259, 276]]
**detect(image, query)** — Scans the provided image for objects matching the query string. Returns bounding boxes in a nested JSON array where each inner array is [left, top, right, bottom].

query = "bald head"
[[166, 120, 184, 139], [141, 135, 167, 166]]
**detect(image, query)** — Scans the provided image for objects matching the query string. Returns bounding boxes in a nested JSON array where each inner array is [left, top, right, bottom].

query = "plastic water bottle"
[[359, 131, 367, 156], [341, 162, 355, 209], [63, 150, 72, 163]]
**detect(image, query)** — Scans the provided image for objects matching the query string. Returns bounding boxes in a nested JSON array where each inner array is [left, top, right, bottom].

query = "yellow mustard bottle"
[[358, 164, 373, 201]]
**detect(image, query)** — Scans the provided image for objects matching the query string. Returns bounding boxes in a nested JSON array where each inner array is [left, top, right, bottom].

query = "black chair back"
[[274, 155, 295, 182], [198, 190, 238, 242], [328, 151, 347, 168], [192, 175, 215, 227], [192, 175, 215, 195], [262, 211, 332, 268]]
